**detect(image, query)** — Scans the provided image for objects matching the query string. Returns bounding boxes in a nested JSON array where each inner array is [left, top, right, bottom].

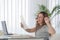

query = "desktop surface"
[[0, 34, 60, 40], [0, 35, 44, 40]]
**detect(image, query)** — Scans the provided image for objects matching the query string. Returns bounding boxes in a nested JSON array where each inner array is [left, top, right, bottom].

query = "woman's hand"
[[21, 23, 27, 29], [44, 17, 50, 24], [21, 23, 24, 28]]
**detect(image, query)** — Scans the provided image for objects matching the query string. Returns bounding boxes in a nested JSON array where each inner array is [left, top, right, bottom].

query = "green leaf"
[[51, 5, 60, 16], [37, 5, 51, 17], [36, 4, 60, 19]]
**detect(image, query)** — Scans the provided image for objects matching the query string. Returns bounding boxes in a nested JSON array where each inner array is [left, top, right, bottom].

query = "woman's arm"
[[21, 23, 36, 33], [25, 28, 36, 32], [46, 23, 56, 36], [44, 17, 56, 36], [21, 16, 36, 33]]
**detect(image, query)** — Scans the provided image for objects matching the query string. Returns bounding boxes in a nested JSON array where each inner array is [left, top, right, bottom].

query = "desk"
[[0, 34, 60, 40], [0, 35, 44, 40]]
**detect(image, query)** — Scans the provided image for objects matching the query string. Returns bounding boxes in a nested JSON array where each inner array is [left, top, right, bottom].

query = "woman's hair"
[[36, 12, 48, 19], [36, 12, 49, 29]]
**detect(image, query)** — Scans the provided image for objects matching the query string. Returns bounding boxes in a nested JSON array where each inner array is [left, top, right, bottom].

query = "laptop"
[[1, 21, 13, 35]]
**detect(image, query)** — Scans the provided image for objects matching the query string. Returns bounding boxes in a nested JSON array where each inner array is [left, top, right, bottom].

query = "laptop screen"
[[1, 21, 8, 35]]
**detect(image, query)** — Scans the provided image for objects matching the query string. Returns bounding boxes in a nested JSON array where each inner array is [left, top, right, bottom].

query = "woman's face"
[[37, 13, 44, 24]]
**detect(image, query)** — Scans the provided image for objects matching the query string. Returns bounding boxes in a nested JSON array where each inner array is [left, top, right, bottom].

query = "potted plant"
[[35, 5, 60, 19]]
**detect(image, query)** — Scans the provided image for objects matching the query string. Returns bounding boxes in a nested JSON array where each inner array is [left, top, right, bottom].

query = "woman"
[[21, 12, 55, 39]]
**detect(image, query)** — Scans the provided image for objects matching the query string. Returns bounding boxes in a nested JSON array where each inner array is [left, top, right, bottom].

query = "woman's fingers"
[[21, 23, 24, 28], [44, 17, 50, 24]]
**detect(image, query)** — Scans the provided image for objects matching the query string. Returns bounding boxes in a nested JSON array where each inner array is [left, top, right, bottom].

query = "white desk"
[[0, 35, 44, 40], [0, 34, 60, 40]]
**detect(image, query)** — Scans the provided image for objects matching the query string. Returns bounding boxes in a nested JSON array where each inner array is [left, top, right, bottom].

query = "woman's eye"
[[38, 17, 42, 18]]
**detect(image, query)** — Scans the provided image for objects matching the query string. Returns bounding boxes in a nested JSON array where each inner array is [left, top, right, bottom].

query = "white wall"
[[0, 0, 21, 34]]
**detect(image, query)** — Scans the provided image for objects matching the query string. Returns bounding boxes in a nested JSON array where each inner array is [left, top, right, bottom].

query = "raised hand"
[[21, 23, 24, 28], [44, 17, 50, 24]]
